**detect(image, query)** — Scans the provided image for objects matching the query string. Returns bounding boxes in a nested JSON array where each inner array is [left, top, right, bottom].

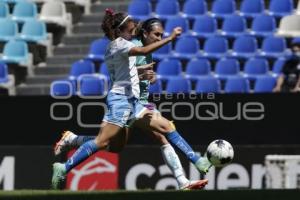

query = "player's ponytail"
[[101, 8, 134, 40]]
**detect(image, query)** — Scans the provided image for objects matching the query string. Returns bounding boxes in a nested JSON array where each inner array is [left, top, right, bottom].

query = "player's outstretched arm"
[[129, 27, 182, 56]]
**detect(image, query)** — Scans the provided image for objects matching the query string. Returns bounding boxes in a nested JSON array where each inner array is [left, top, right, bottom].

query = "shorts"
[[103, 92, 147, 128], [125, 101, 160, 128]]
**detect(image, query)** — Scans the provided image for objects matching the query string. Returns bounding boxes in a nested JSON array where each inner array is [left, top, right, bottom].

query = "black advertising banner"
[[0, 146, 55, 190], [0, 94, 300, 146], [118, 145, 300, 190], [0, 145, 300, 190]]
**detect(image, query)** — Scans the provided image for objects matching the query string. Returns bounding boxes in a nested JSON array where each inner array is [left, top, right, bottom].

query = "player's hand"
[[170, 27, 182, 40], [138, 62, 155, 71], [143, 70, 156, 82]]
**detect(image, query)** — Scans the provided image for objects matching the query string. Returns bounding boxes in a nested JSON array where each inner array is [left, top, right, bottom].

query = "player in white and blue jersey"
[[51, 11, 211, 189]]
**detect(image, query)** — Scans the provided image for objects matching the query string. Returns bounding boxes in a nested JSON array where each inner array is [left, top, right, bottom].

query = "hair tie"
[[105, 8, 114, 16]]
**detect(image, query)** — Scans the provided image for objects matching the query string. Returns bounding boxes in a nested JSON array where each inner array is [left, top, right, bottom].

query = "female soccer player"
[[54, 17, 209, 190], [51, 11, 211, 189]]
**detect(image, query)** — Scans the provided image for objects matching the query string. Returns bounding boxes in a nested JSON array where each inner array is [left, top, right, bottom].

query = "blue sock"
[[65, 140, 99, 172], [74, 136, 96, 146], [166, 130, 200, 164]]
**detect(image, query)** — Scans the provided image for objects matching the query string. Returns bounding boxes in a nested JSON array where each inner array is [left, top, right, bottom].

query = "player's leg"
[[52, 93, 132, 189], [52, 123, 123, 189], [141, 125, 208, 189], [54, 125, 130, 155], [134, 109, 212, 174]]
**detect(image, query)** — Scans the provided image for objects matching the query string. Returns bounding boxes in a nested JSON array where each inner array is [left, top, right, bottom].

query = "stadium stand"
[[0, 0, 296, 95]]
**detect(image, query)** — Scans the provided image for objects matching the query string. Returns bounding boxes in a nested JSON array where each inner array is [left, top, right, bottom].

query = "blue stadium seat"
[[99, 62, 110, 78], [154, 0, 179, 21], [185, 58, 212, 81], [171, 36, 200, 61], [0, 19, 18, 42], [191, 15, 217, 39], [11, 1, 37, 23], [0, 2, 8, 18], [211, 0, 236, 19], [215, 58, 240, 80], [221, 15, 247, 38], [166, 76, 191, 94], [254, 75, 277, 93], [250, 14, 276, 38], [243, 58, 269, 81], [0, 61, 15, 95], [50, 79, 75, 97], [19, 19, 47, 42], [292, 37, 300, 44], [269, 0, 294, 19], [200, 36, 229, 60], [259, 36, 292, 59], [79, 74, 108, 96], [272, 57, 286, 77], [128, 0, 152, 21], [240, 0, 265, 19], [195, 76, 221, 93], [86, 37, 110, 62], [156, 59, 182, 81], [164, 17, 189, 37], [182, 0, 207, 20], [224, 76, 250, 93], [0, 62, 8, 83], [152, 42, 172, 61], [0, 40, 30, 65], [149, 79, 163, 94], [69, 59, 96, 78], [230, 36, 258, 59]]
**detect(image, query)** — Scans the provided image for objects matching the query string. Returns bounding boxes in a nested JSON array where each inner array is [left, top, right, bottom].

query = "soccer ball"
[[206, 139, 234, 167]]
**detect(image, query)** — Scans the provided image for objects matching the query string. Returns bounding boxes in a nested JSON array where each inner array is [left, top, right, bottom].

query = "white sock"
[[160, 144, 189, 188]]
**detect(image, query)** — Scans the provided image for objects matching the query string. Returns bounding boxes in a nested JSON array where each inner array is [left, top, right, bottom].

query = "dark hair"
[[101, 9, 134, 40], [136, 18, 163, 40]]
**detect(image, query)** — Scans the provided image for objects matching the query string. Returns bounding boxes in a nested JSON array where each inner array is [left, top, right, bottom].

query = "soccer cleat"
[[181, 179, 208, 190], [51, 162, 67, 190], [54, 131, 76, 156], [195, 155, 212, 174]]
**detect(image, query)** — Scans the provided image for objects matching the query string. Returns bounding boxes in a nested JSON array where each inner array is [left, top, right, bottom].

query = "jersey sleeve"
[[118, 39, 136, 57]]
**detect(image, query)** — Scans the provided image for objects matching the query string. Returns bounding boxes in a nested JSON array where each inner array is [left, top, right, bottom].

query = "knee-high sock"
[[166, 130, 200, 164], [161, 144, 189, 188], [72, 136, 96, 147], [65, 140, 99, 172]]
